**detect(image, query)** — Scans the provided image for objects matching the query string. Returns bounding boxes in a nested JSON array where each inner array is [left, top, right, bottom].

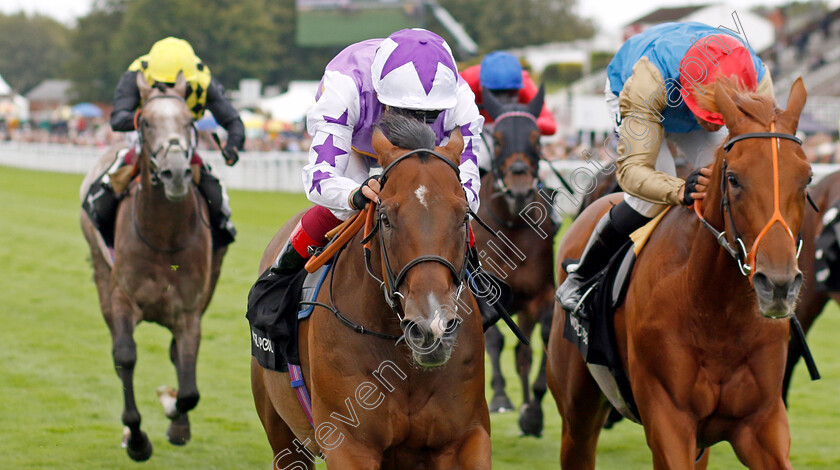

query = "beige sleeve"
[[615, 57, 686, 206]]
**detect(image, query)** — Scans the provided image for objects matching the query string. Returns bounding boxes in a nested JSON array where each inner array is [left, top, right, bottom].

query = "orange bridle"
[[694, 120, 803, 280]]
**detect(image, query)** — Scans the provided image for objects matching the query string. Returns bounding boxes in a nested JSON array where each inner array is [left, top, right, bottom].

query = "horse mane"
[[693, 75, 777, 127], [377, 113, 436, 156]]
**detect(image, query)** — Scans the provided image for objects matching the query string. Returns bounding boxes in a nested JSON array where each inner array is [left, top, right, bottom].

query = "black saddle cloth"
[[246, 267, 308, 372], [562, 240, 639, 418]]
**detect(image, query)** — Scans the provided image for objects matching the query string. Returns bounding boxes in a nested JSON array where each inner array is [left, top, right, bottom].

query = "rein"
[[694, 121, 803, 279]]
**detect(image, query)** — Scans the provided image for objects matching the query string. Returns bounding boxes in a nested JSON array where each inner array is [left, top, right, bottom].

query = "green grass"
[[0, 164, 838, 468]]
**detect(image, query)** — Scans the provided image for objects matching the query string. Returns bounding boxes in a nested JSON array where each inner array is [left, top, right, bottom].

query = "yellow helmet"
[[145, 37, 199, 84]]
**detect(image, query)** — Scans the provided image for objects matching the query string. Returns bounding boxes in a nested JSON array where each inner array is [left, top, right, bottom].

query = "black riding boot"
[[270, 240, 307, 275], [82, 151, 129, 248], [82, 178, 119, 247], [556, 201, 651, 312], [196, 165, 236, 249]]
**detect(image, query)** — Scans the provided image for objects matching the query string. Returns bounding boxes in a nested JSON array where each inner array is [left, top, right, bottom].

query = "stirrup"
[[570, 284, 595, 319]]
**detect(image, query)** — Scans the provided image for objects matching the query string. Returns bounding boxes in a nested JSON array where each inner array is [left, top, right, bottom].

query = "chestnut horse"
[[547, 77, 810, 469], [473, 87, 556, 436], [80, 73, 222, 461], [782, 169, 840, 400], [251, 115, 490, 468]]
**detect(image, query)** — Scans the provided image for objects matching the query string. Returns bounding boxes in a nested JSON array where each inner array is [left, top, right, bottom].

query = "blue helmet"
[[480, 51, 523, 90]]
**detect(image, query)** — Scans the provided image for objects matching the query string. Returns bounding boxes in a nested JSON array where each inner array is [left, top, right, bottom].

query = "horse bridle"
[[135, 94, 197, 182], [695, 120, 804, 279], [489, 111, 543, 197], [361, 148, 471, 317]]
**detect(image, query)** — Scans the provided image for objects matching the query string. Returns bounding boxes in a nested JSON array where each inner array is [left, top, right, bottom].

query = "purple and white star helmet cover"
[[371, 29, 459, 111]]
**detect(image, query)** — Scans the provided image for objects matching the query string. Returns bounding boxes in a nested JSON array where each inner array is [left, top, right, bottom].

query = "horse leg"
[[547, 316, 610, 470], [431, 425, 492, 470], [485, 324, 513, 412], [729, 401, 792, 470], [251, 358, 314, 470], [640, 402, 701, 470], [519, 299, 552, 437], [108, 294, 152, 461], [162, 312, 202, 446]]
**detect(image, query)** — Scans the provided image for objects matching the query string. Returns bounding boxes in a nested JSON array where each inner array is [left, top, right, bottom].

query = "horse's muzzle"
[[400, 315, 459, 368], [752, 270, 803, 318], [159, 167, 192, 201]]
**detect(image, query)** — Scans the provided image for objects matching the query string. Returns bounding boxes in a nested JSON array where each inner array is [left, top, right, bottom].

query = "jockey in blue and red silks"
[[271, 28, 484, 273], [556, 22, 775, 311]]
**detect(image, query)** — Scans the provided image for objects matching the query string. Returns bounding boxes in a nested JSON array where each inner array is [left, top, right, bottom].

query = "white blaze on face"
[[415, 185, 429, 209]]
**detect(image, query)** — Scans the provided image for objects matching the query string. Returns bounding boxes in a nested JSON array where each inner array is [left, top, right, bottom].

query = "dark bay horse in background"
[[547, 78, 810, 469], [473, 87, 556, 437], [783, 169, 840, 400], [251, 115, 490, 468], [80, 73, 222, 461]]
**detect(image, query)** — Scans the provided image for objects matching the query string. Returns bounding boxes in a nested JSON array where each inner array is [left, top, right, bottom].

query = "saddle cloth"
[[562, 207, 671, 423], [246, 264, 330, 372]]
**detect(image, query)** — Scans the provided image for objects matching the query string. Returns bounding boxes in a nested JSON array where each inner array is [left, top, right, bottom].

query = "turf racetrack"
[[1, 165, 838, 468]]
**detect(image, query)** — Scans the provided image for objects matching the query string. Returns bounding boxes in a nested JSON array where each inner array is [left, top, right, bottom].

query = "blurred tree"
[[437, 0, 593, 53], [68, 0, 337, 103], [65, 0, 127, 102], [0, 13, 69, 94]]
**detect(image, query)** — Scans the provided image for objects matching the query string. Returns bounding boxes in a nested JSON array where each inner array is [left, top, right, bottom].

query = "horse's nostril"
[[444, 318, 460, 334]]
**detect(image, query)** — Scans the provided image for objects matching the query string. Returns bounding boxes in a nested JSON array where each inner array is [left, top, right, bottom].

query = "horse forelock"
[[378, 114, 436, 158]]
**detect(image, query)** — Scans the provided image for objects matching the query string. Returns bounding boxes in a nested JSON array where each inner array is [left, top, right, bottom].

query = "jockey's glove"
[[223, 145, 239, 166], [682, 168, 703, 206], [350, 175, 381, 210]]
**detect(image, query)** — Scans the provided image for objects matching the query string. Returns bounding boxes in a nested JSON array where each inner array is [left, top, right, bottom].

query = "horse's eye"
[[727, 174, 740, 188], [380, 213, 390, 228]]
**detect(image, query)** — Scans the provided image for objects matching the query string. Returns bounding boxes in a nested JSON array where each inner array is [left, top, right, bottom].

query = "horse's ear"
[[783, 77, 807, 129], [440, 127, 464, 165], [373, 126, 397, 166], [173, 71, 187, 98], [527, 83, 545, 119], [714, 79, 742, 127], [137, 72, 152, 101], [482, 87, 505, 120]]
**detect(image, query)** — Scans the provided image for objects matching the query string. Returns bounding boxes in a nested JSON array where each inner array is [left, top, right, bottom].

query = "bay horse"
[[251, 114, 490, 468], [80, 72, 222, 461], [473, 87, 556, 436], [547, 77, 810, 469], [782, 169, 840, 400]]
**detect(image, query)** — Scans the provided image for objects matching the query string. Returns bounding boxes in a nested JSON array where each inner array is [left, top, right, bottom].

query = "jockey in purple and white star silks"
[[271, 29, 485, 274]]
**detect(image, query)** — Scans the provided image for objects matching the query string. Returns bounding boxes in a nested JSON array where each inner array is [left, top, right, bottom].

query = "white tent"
[[259, 81, 320, 123], [0, 73, 11, 96], [0, 73, 28, 121]]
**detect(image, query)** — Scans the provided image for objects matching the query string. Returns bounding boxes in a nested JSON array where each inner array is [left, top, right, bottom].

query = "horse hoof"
[[489, 395, 514, 413], [167, 414, 191, 446], [167, 423, 191, 446], [518, 403, 543, 437], [124, 429, 153, 461], [157, 385, 178, 419]]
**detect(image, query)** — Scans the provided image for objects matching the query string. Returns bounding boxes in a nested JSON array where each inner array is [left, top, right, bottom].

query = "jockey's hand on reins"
[[350, 175, 381, 209], [682, 167, 712, 206], [223, 145, 239, 166]]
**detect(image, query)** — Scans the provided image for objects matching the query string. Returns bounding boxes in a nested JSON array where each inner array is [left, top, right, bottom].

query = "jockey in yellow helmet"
[[83, 37, 244, 250]]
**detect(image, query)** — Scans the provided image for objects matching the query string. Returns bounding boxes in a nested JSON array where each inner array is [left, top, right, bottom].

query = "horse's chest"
[[121, 270, 205, 317]]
